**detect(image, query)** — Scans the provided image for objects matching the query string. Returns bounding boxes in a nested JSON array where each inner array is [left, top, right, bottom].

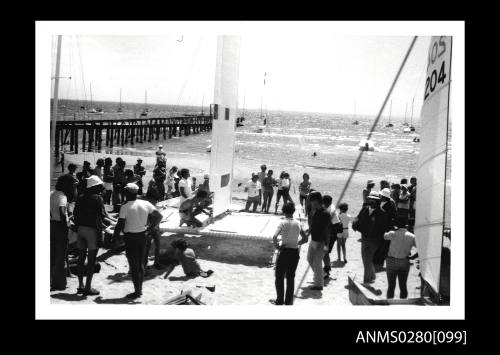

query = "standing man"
[[383, 216, 416, 299], [258, 164, 267, 185], [352, 191, 390, 285], [373, 188, 398, 269], [155, 145, 167, 167], [73, 176, 109, 296], [102, 158, 114, 205], [322, 195, 341, 279], [261, 170, 276, 213], [306, 191, 331, 291], [134, 158, 146, 195], [408, 177, 417, 233], [112, 183, 163, 299], [76, 161, 93, 196], [153, 161, 167, 201], [244, 173, 262, 212], [272, 202, 308, 305]]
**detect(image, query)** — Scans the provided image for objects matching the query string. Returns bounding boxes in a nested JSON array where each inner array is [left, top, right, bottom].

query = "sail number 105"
[[424, 36, 449, 101]]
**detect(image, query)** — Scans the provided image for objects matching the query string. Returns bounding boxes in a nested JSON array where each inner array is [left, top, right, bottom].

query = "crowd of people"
[[51, 146, 418, 303], [50, 146, 214, 299], [269, 171, 418, 305]]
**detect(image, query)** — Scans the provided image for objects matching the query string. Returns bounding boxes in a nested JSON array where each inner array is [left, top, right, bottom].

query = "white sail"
[[414, 36, 452, 295], [210, 35, 241, 217]]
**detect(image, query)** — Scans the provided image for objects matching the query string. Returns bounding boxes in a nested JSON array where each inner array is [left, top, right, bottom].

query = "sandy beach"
[[50, 150, 421, 305]]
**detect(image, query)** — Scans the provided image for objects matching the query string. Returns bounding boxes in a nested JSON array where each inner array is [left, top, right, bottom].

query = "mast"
[[404, 102, 408, 125], [201, 93, 204, 115], [145, 90, 147, 110], [242, 94, 245, 117], [410, 96, 415, 126], [51, 35, 62, 179], [90, 83, 93, 108], [389, 100, 392, 124], [119, 88, 122, 110]]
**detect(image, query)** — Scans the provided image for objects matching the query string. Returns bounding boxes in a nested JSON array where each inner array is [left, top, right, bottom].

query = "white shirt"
[[275, 218, 302, 249], [281, 178, 290, 189], [50, 190, 67, 221], [119, 199, 156, 233], [178, 178, 193, 204], [326, 206, 340, 224], [246, 180, 261, 198]]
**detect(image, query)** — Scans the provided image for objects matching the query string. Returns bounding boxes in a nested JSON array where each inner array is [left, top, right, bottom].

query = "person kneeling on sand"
[[179, 190, 211, 228], [271, 202, 308, 305], [112, 183, 163, 299], [163, 240, 214, 279]]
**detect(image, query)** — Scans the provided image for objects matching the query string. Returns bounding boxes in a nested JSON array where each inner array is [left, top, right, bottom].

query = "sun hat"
[[379, 188, 391, 199], [367, 191, 380, 200], [137, 158, 143, 162], [158, 145, 163, 148], [204, 174, 209, 179], [86, 175, 103, 188], [125, 183, 139, 194], [367, 179, 375, 186]]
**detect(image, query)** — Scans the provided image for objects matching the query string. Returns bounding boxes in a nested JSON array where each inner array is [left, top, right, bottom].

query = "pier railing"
[[53, 115, 213, 157]]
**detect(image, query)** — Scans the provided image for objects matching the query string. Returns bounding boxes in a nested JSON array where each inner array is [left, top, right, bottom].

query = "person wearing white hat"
[[351, 190, 391, 285], [112, 183, 163, 299], [362, 180, 376, 208], [373, 188, 398, 268], [73, 175, 108, 296]]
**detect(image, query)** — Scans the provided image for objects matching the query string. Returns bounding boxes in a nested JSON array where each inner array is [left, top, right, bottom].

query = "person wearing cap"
[[155, 145, 167, 167], [102, 158, 114, 204], [362, 180, 376, 208], [73, 175, 109, 296], [76, 161, 93, 196], [352, 191, 390, 285], [112, 183, 163, 299], [306, 191, 331, 290], [258, 164, 267, 185], [133, 158, 146, 195]]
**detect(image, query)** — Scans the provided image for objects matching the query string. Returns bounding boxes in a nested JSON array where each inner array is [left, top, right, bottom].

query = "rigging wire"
[[293, 36, 419, 299]]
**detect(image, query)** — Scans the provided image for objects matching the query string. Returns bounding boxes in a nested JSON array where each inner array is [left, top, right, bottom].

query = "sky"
[[52, 34, 430, 119]]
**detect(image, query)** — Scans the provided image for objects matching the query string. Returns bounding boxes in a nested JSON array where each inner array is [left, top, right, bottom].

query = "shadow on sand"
[[51, 292, 87, 302], [330, 260, 347, 268], [168, 275, 197, 282], [295, 286, 323, 300], [93, 296, 141, 305]]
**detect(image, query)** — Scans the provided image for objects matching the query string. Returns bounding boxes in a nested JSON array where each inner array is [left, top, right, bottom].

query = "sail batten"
[[414, 36, 452, 296]]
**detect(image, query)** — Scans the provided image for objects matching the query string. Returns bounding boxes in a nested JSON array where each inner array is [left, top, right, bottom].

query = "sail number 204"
[[424, 36, 449, 101]]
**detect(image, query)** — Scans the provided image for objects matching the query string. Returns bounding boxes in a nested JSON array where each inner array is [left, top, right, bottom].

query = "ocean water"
[[55, 99, 452, 225]]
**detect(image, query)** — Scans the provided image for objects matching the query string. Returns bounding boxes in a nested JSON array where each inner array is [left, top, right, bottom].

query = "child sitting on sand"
[[162, 239, 214, 279], [337, 202, 351, 263]]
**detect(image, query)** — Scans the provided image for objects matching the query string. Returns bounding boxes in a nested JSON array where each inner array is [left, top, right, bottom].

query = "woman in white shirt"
[[337, 202, 352, 263]]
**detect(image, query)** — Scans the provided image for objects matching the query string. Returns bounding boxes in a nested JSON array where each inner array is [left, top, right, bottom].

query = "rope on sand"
[[293, 36, 418, 299]]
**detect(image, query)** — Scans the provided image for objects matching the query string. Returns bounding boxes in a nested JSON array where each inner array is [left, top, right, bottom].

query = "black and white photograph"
[[36, 21, 464, 321]]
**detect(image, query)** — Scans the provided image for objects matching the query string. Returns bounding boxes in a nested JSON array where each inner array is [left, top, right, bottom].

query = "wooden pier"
[[53, 115, 213, 157]]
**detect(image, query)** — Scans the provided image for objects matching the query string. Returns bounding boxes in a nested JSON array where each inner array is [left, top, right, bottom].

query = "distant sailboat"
[[385, 100, 394, 128], [236, 94, 245, 127], [87, 83, 103, 114], [409, 97, 416, 131], [256, 73, 267, 133], [403, 102, 411, 133], [352, 100, 359, 125], [117, 88, 123, 113], [140, 90, 148, 117]]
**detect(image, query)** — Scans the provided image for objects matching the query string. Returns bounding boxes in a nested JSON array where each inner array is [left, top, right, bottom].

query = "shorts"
[[337, 230, 349, 239], [77, 225, 101, 251], [104, 182, 113, 191]]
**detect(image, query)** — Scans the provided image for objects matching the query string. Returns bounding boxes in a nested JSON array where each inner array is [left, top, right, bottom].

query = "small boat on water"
[[117, 88, 123, 113], [403, 127, 411, 133], [206, 145, 211, 152], [358, 139, 375, 151], [140, 90, 149, 117], [352, 120, 359, 125], [385, 100, 394, 128]]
